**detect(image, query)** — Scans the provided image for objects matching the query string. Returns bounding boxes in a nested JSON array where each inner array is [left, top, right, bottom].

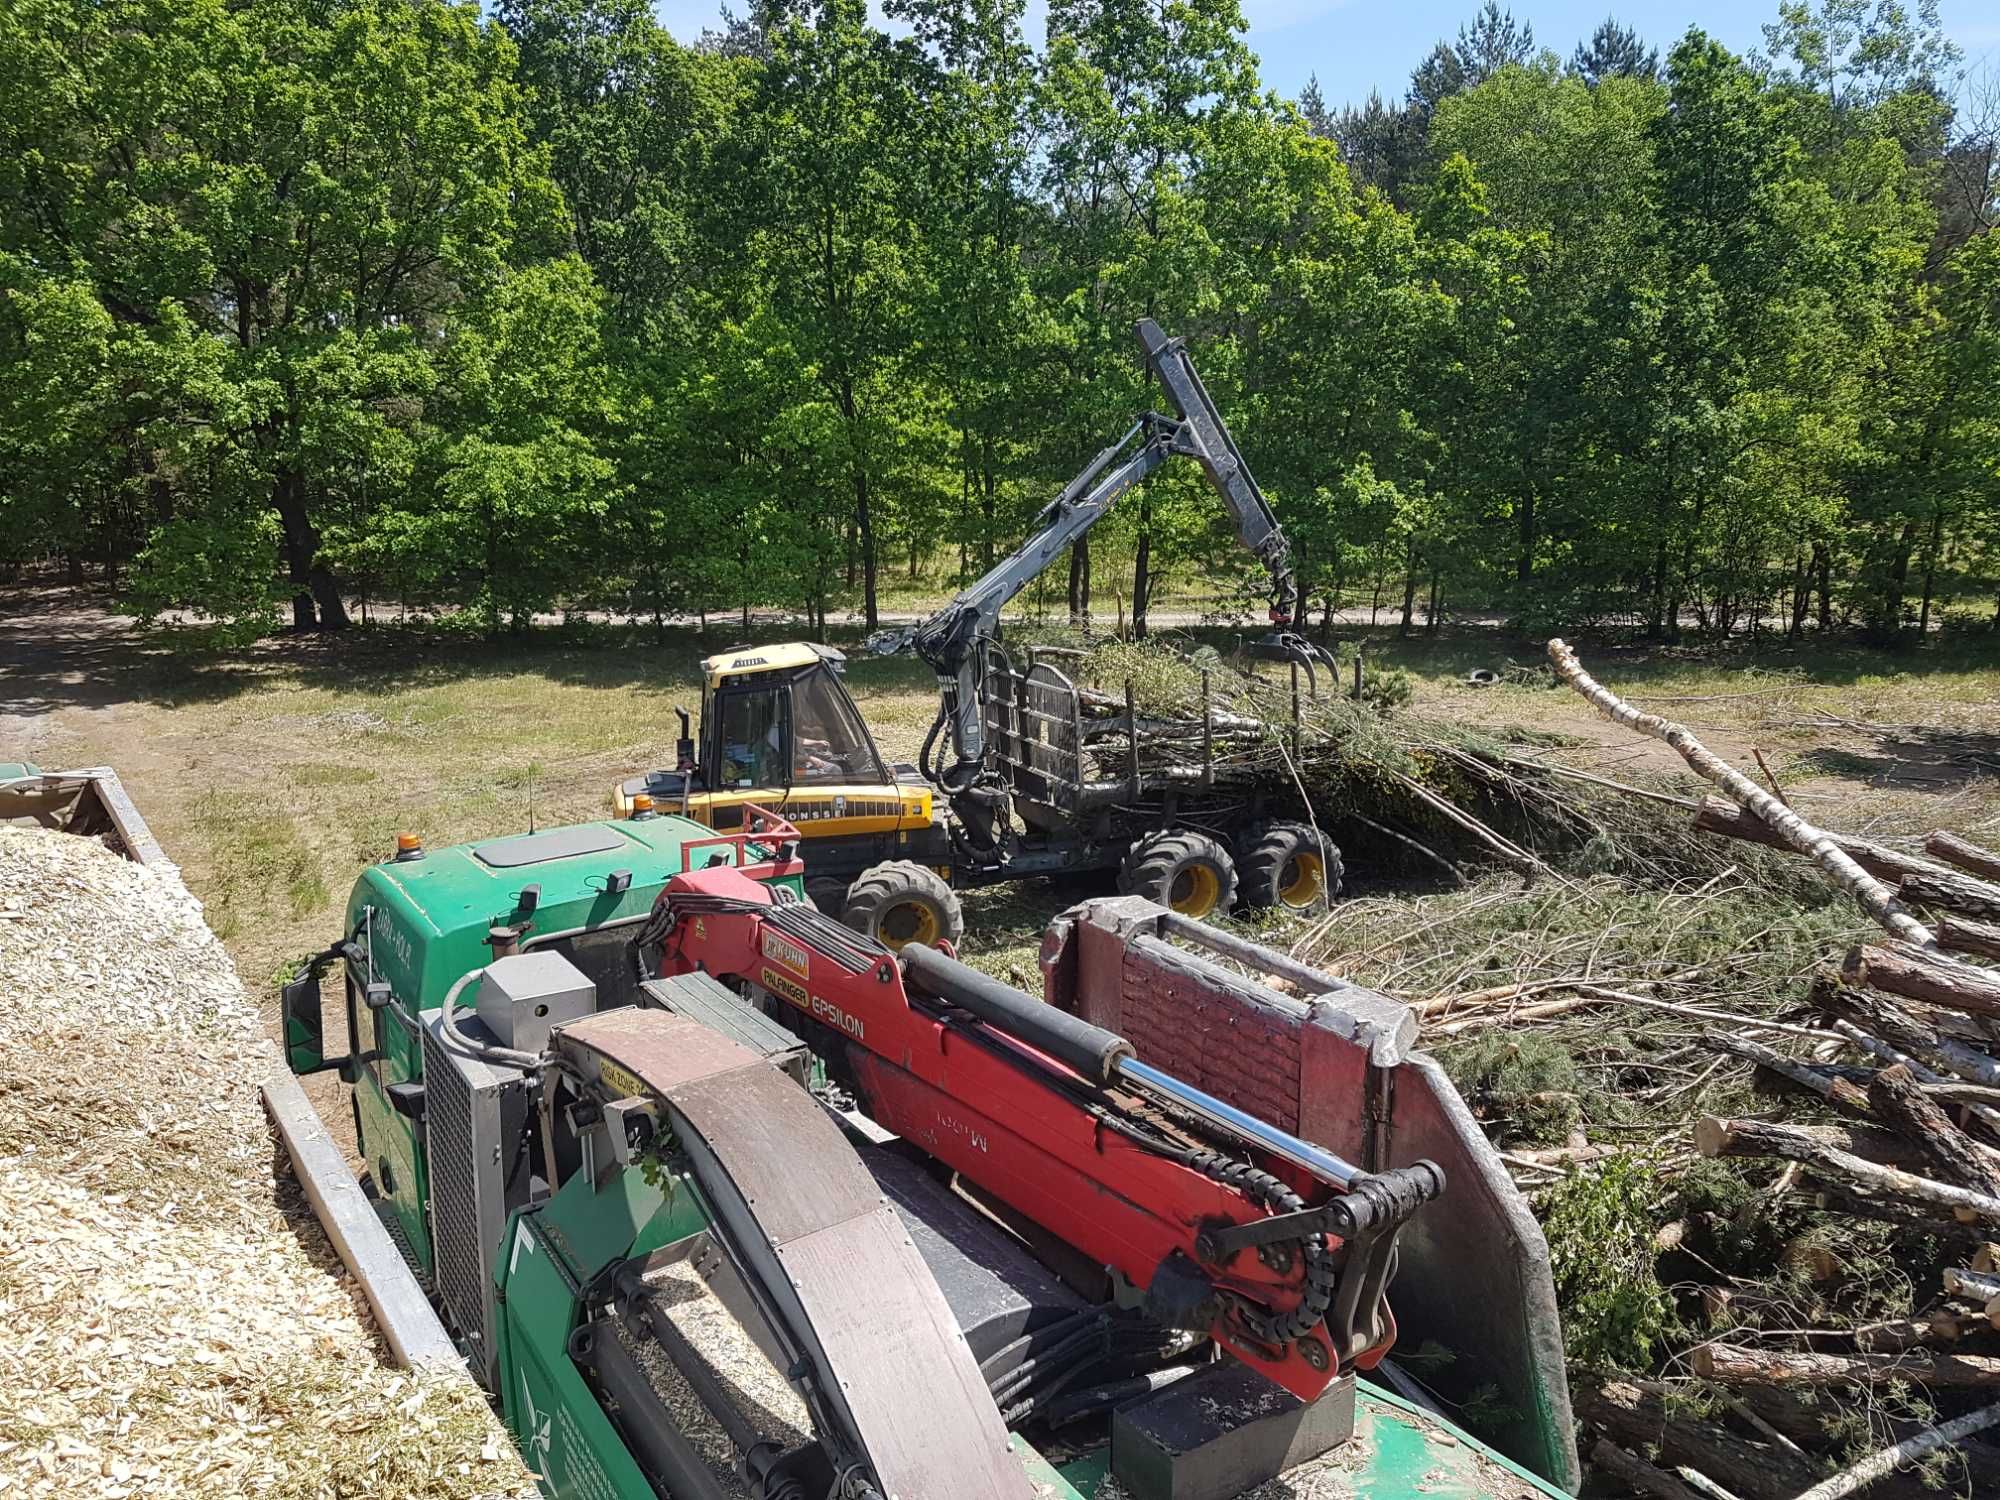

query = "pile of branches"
[[1059, 637, 1717, 884], [1543, 640, 2000, 1500]]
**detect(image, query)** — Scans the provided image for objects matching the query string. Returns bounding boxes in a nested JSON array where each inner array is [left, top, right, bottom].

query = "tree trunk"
[[1868, 1064, 2000, 1198], [1132, 490, 1151, 640], [1875, 518, 1916, 642], [1588, 1440, 1705, 1500], [273, 468, 320, 632], [1648, 536, 1669, 638], [1693, 1115, 2000, 1221], [1515, 490, 1534, 590], [310, 564, 349, 630], [1899, 870, 2000, 921], [855, 467, 878, 632], [1808, 977, 2000, 1087], [1846, 942, 2000, 1017], [1692, 1343, 2000, 1389], [1693, 798, 1960, 887], [1935, 915, 2000, 963], [1918, 505, 1944, 637], [1928, 832, 2000, 885], [1068, 539, 1091, 628], [1577, 1381, 1816, 1500], [1425, 571, 1441, 635], [1398, 544, 1418, 638], [1690, 1114, 1947, 1173]]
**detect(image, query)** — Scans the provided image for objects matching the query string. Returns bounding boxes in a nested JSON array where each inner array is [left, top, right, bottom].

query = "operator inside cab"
[[718, 667, 873, 787]]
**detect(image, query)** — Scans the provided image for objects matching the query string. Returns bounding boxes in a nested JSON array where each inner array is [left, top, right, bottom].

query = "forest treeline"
[[0, 0, 1995, 642]]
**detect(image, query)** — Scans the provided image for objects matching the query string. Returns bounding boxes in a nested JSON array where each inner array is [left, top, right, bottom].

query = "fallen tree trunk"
[[1707, 1032, 1873, 1112], [1851, 1313, 1986, 1352], [1589, 1439, 1708, 1500], [1808, 1189, 1991, 1234], [1577, 1380, 1815, 1500], [1937, 914, 2000, 963], [1693, 1115, 1948, 1173], [1691, 1343, 2000, 1388], [1900, 872, 2000, 923], [1696, 1115, 2000, 1222], [1541, 637, 1934, 945], [1808, 980, 2000, 1088], [1845, 943, 2000, 1019], [1730, 1383, 2000, 1496], [1694, 798, 1955, 889], [1928, 832, 2000, 885], [1791, 1399, 2000, 1500], [1869, 1064, 2000, 1198]]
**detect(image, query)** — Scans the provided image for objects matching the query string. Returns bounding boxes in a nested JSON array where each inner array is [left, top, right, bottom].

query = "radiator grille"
[[419, 1016, 529, 1386], [420, 1020, 483, 1355]]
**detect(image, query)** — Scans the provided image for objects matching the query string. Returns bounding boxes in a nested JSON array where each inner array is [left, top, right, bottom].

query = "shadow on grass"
[[7, 576, 1998, 727]]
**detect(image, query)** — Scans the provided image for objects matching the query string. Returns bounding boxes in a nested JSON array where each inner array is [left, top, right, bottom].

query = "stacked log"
[[1548, 642, 2000, 1500]]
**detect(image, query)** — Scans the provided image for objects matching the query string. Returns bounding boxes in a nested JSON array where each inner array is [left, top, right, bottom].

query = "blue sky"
[[648, 0, 2000, 110]]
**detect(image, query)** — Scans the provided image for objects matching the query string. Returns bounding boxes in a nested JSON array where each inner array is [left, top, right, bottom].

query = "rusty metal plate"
[[775, 1206, 1032, 1500], [667, 1067, 882, 1249], [556, 1006, 765, 1098]]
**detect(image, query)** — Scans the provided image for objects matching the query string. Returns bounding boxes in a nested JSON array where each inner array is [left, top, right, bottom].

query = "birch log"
[[1546, 640, 1935, 948], [1789, 1400, 2000, 1500]]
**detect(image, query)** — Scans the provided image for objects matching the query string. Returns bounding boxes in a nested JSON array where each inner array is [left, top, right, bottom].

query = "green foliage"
[[1443, 1032, 1581, 1145], [1541, 1154, 1674, 1370], [0, 0, 1993, 644]]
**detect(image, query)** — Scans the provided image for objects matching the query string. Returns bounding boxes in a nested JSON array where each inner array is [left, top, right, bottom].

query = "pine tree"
[[1569, 17, 1657, 85]]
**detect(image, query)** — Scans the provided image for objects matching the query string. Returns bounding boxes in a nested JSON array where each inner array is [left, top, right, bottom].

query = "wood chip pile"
[[0, 825, 535, 1499]]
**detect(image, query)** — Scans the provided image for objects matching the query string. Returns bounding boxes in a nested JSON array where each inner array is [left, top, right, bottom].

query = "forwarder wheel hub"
[[1119, 830, 1238, 920], [839, 860, 965, 951]]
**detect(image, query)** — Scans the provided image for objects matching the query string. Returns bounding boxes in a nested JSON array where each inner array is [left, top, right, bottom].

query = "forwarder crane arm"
[[873, 320, 1330, 788]]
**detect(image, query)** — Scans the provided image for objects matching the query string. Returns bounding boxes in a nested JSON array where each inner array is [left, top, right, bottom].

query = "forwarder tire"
[[1118, 831, 1237, 920], [1237, 820, 1343, 911], [806, 877, 851, 916], [842, 861, 964, 951]]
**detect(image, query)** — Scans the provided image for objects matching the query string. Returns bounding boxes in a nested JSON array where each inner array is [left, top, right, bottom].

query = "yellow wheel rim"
[[1278, 852, 1325, 908], [879, 901, 941, 950], [1168, 863, 1222, 918]]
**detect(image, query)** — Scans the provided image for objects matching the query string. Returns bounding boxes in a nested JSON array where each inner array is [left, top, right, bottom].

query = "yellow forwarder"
[[618, 322, 1347, 949], [615, 641, 961, 945]]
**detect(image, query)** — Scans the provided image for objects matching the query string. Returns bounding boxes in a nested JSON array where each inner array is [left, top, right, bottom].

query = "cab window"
[[792, 669, 880, 782], [717, 688, 788, 787]]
